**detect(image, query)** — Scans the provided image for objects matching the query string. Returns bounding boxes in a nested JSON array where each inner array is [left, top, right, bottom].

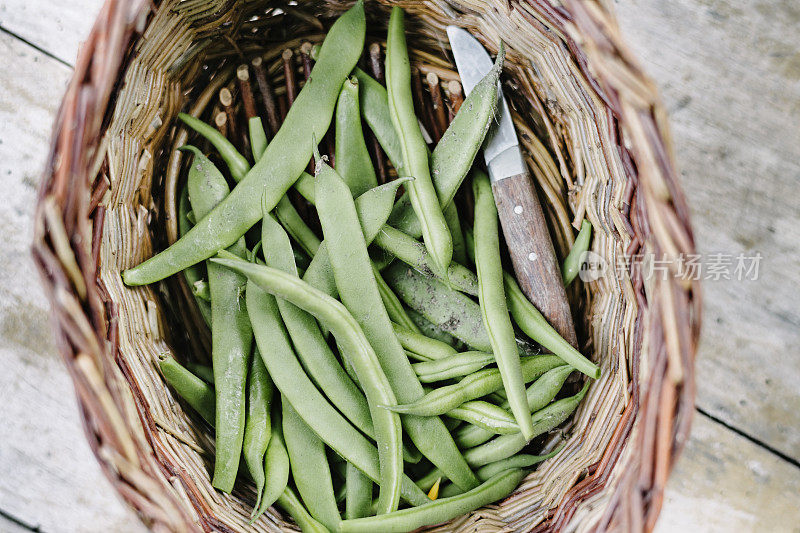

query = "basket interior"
[[97, 0, 639, 530]]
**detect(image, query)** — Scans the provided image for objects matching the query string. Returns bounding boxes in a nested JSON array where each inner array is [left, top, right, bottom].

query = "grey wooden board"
[[616, 0, 800, 462], [0, 0, 797, 531], [0, 29, 146, 533]]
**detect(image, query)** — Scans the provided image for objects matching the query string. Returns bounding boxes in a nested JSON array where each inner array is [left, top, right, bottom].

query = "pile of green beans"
[[136, 5, 600, 531]]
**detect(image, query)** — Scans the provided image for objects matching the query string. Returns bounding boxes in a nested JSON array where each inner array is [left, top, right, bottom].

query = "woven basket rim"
[[31, 0, 701, 531]]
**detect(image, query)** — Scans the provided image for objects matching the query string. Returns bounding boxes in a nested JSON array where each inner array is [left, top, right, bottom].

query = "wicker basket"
[[32, 0, 701, 531]]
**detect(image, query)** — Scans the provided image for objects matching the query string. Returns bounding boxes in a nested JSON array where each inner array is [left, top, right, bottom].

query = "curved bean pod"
[[158, 355, 215, 425], [243, 349, 273, 509], [475, 446, 565, 482], [383, 355, 563, 417], [463, 383, 589, 467], [283, 401, 340, 530], [277, 486, 331, 533], [315, 159, 478, 493], [372, 225, 477, 296], [335, 77, 379, 197], [252, 406, 290, 521], [562, 220, 592, 286], [336, 469, 525, 533], [444, 202, 468, 265], [473, 172, 533, 440], [275, 196, 321, 257], [123, 1, 366, 285], [455, 365, 573, 448], [405, 308, 462, 349], [345, 463, 372, 520], [392, 321, 457, 361], [228, 258, 424, 506], [185, 145, 252, 493], [412, 351, 495, 383], [374, 264, 420, 333], [249, 116, 268, 162], [178, 186, 211, 324], [185, 362, 214, 384], [179, 113, 250, 182], [386, 7, 452, 279], [260, 213, 375, 440], [446, 400, 518, 435]]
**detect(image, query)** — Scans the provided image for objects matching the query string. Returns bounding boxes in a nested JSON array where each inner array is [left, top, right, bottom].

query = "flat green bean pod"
[[392, 321, 457, 361], [243, 349, 273, 510], [563, 220, 592, 286], [336, 469, 525, 533], [158, 355, 215, 425], [278, 486, 331, 533], [446, 400, 518, 435], [386, 7, 452, 280], [178, 186, 211, 324], [412, 351, 495, 383], [444, 202, 467, 265], [276, 197, 321, 257], [283, 402, 341, 529], [253, 406, 290, 521], [475, 447, 565, 481], [228, 258, 426, 506], [473, 171, 533, 440], [463, 383, 589, 467], [185, 362, 214, 384], [249, 116, 268, 162], [374, 265, 420, 333], [383, 355, 562, 417], [455, 365, 573, 448], [123, 1, 365, 286], [373, 225, 477, 296], [405, 308, 462, 349], [335, 77, 379, 197], [345, 463, 372, 520], [185, 145, 252, 493]]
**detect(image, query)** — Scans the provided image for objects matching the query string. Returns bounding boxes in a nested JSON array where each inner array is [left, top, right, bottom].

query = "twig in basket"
[[367, 42, 388, 183], [251, 56, 281, 136], [411, 65, 438, 144], [300, 41, 314, 79], [282, 48, 297, 105], [214, 110, 228, 138], [427, 71, 448, 142], [447, 79, 463, 119], [236, 65, 258, 120]]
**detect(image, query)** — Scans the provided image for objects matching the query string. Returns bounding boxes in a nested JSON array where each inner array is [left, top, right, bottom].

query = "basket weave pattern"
[[32, 0, 700, 531]]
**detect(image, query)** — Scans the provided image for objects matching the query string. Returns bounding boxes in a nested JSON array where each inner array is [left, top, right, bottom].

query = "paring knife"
[[447, 26, 577, 346]]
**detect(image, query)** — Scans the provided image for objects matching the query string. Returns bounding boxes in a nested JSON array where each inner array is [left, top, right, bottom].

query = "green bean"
[[178, 186, 211, 324], [293, 171, 316, 203], [277, 486, 331, 533], [158, 355, 215, 425], [335, 77, 378, 197], [351, 69, 404, 174], [444, 202, 467, 265], [185, 145, 252, 492], [372, 225, 477, 296], [384, 355, 562, 417], [315, 158, 478, 492], [373, 265, 419, 333], [504, 273, 600, 378], [276, 197, 322, 257], [253, 406, 290, 521], [563, 220, 592, 286], [179, 114, 250, 182], [283, 401, 341, 530], [386, 7, 452, 280], [122, 1, 366, 286], [475, 446, 565, 481], [302, 178, 411, 299], [463, 383, 589, 467], [227, 259, 427, 507], [446, 401, 518, 434], [473, 172, 533, 441], [405, 308, 462, 349], [260, 212, 375, 440], [345, 463, 372, 520], [455, 365, 573, 448], [249, 116, 268, 162], [412, 351, 495, 383], [243, 349, 273, 509], [385, 47, 504, 237], [185, 361, 214, 384], [392, 321, 457, 361], [336, 469, 524, 533], [384, 263, 491, 351], [192, 279, 210, 302]]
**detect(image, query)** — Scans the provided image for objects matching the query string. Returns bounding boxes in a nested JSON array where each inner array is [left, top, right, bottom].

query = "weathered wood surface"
[[0, 29, 146, 533], [616, 0, 800, 463], [0, 0, 797, 531]]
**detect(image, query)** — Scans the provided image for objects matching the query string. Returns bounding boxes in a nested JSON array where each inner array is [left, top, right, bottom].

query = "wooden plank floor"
[[0, 1, 797, 531]]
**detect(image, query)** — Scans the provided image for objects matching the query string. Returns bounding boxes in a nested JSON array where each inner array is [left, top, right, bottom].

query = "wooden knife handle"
[[492, 171, 578, 347]]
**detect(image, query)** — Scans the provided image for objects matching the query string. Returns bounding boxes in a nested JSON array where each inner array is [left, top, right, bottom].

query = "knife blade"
[[447, 26, 578, 346]]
